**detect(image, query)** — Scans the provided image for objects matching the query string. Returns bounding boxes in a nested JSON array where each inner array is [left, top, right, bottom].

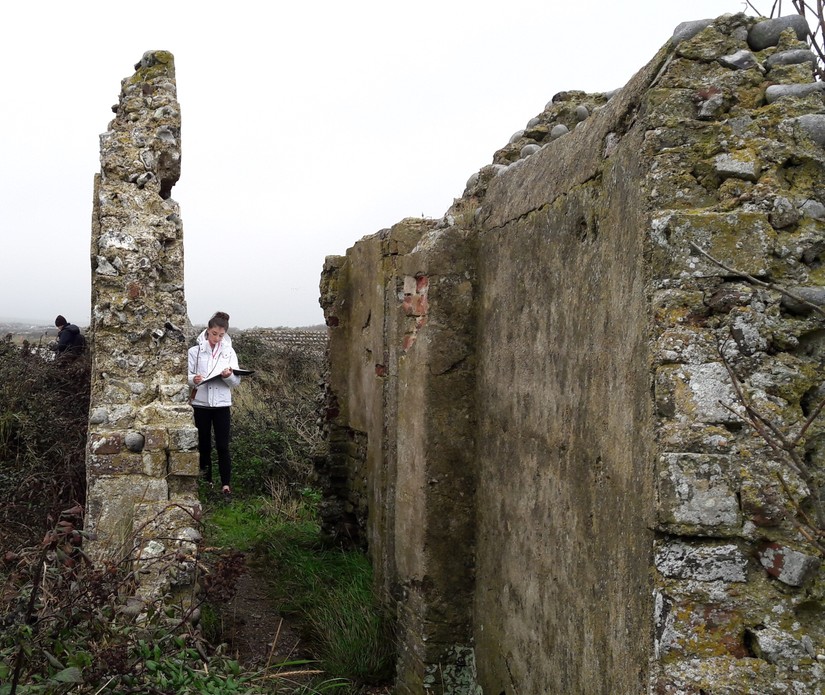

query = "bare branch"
[[793, 397, 825, 449], [718, 339, 824, 531], [794, 0, 825, 78], [776, 472, 825, 554], [745, 0, 767, 16], [689, 242, 825, 318], [718, 359, 808, 479]]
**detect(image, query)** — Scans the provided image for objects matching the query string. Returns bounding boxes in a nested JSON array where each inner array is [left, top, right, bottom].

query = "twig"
[[718, 345, 797, 461], [263, 669, 323, 679], [793, 396, 825, 447], [776, 472, 817, 531], [265, 618, 284, 670], [719, 400, 805, 478], [744, 0, 768, 16], [775, 472, 825, 555], [93, 676, 117, 695], [798, 0, 825, 79], [10, 546, 49, 695], [274, 636, 301, 675], [689, 242, 825, 318], [718, 339, 825, 531]]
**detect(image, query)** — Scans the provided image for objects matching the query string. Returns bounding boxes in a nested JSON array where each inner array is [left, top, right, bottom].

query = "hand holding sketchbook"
[[200, 368, 255, 384]]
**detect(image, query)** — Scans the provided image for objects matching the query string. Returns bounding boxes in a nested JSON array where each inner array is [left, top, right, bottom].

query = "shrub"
[[226, 333, 324, 497], [0, 337, 89, 549], [0, 506, 262, 694], [0, 329, 395, 692]]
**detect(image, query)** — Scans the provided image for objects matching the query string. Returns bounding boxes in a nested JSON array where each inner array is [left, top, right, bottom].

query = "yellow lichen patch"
[[778, 156, 825, 200], [717, 178, 754, 210], [705, 214, 777, 275], [768, 63, 818, 84], [806, 266, 825, 285], [734, 84, 771, 111], [665, 603, 747, 659], [675, 25, 739, 62]]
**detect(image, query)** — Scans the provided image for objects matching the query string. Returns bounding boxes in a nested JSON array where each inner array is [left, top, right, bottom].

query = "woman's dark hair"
[[208, 311, 230, 331]]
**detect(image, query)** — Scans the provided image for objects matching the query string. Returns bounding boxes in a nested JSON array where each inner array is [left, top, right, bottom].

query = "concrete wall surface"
[[472, 121, 654, 694]]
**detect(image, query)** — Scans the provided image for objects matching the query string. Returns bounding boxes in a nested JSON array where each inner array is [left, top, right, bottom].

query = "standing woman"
[[187, 311, 241, 497]]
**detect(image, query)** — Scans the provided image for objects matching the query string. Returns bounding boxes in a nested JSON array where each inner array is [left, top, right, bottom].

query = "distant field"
[[1, 322, 327, 347], [1, 323, 59, 346]]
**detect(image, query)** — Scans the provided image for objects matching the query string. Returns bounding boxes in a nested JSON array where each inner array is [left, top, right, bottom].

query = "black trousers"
[[193, 406, 232, 486]]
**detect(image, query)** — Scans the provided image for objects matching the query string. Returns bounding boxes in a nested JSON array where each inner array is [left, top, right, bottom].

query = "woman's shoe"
[[221, 485, 232, 501]]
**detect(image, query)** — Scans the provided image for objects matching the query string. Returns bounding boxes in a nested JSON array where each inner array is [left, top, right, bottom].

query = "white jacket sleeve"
[[222, 348, 241, 387], [187, 346, 199, 388]]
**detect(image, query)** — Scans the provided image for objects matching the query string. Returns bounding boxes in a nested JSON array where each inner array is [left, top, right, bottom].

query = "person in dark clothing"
[[53, 315, 85, 355]]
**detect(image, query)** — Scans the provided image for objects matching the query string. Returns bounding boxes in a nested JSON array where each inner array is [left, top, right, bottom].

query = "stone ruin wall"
[[83, 54, 331, 603], [242, 328, 328, 358], [87, 51, 200, 598], [319, 14, 825, 694]]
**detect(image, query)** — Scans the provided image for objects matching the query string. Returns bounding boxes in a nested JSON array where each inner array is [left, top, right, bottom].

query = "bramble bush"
[[0, 337, 89, 550], [1, 330, 394, 693], [0, 504, 271, 694], [227, 334, 323, 496]]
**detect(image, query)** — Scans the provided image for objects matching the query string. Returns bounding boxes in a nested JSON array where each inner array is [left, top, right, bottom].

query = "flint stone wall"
[[320, 14, 825, 694], [87, 51, 199, 597], [242, 328, 328, 357]]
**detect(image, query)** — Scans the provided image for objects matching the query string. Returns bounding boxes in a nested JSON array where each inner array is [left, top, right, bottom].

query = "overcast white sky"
[[2, 1, 756, 328]]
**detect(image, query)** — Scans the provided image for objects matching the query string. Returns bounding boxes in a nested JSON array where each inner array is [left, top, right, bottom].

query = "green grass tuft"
[[206, 495, 396, 686]]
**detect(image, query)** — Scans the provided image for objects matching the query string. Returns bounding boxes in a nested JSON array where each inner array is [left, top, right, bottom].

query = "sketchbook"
[[200, 368, 255, 384]]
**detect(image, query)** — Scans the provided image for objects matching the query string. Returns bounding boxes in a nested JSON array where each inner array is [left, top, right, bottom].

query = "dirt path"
[[212, 556, 393, 694], [217, 567, 306, 670]]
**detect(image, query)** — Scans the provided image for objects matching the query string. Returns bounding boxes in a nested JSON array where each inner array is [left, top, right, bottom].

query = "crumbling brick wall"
[[320, 14, 825, 694], [87, 51, 199, 597]]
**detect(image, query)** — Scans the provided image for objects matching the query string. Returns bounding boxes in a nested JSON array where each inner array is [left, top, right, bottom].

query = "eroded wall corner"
[[87, 51, 198, 598]]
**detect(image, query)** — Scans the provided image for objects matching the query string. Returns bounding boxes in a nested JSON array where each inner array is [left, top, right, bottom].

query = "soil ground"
[[216, 567, 306, 670], [208, 553, 392, 694]]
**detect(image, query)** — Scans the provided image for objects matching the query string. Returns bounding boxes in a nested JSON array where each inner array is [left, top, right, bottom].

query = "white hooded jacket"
[[187, 331, 240, 408]]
